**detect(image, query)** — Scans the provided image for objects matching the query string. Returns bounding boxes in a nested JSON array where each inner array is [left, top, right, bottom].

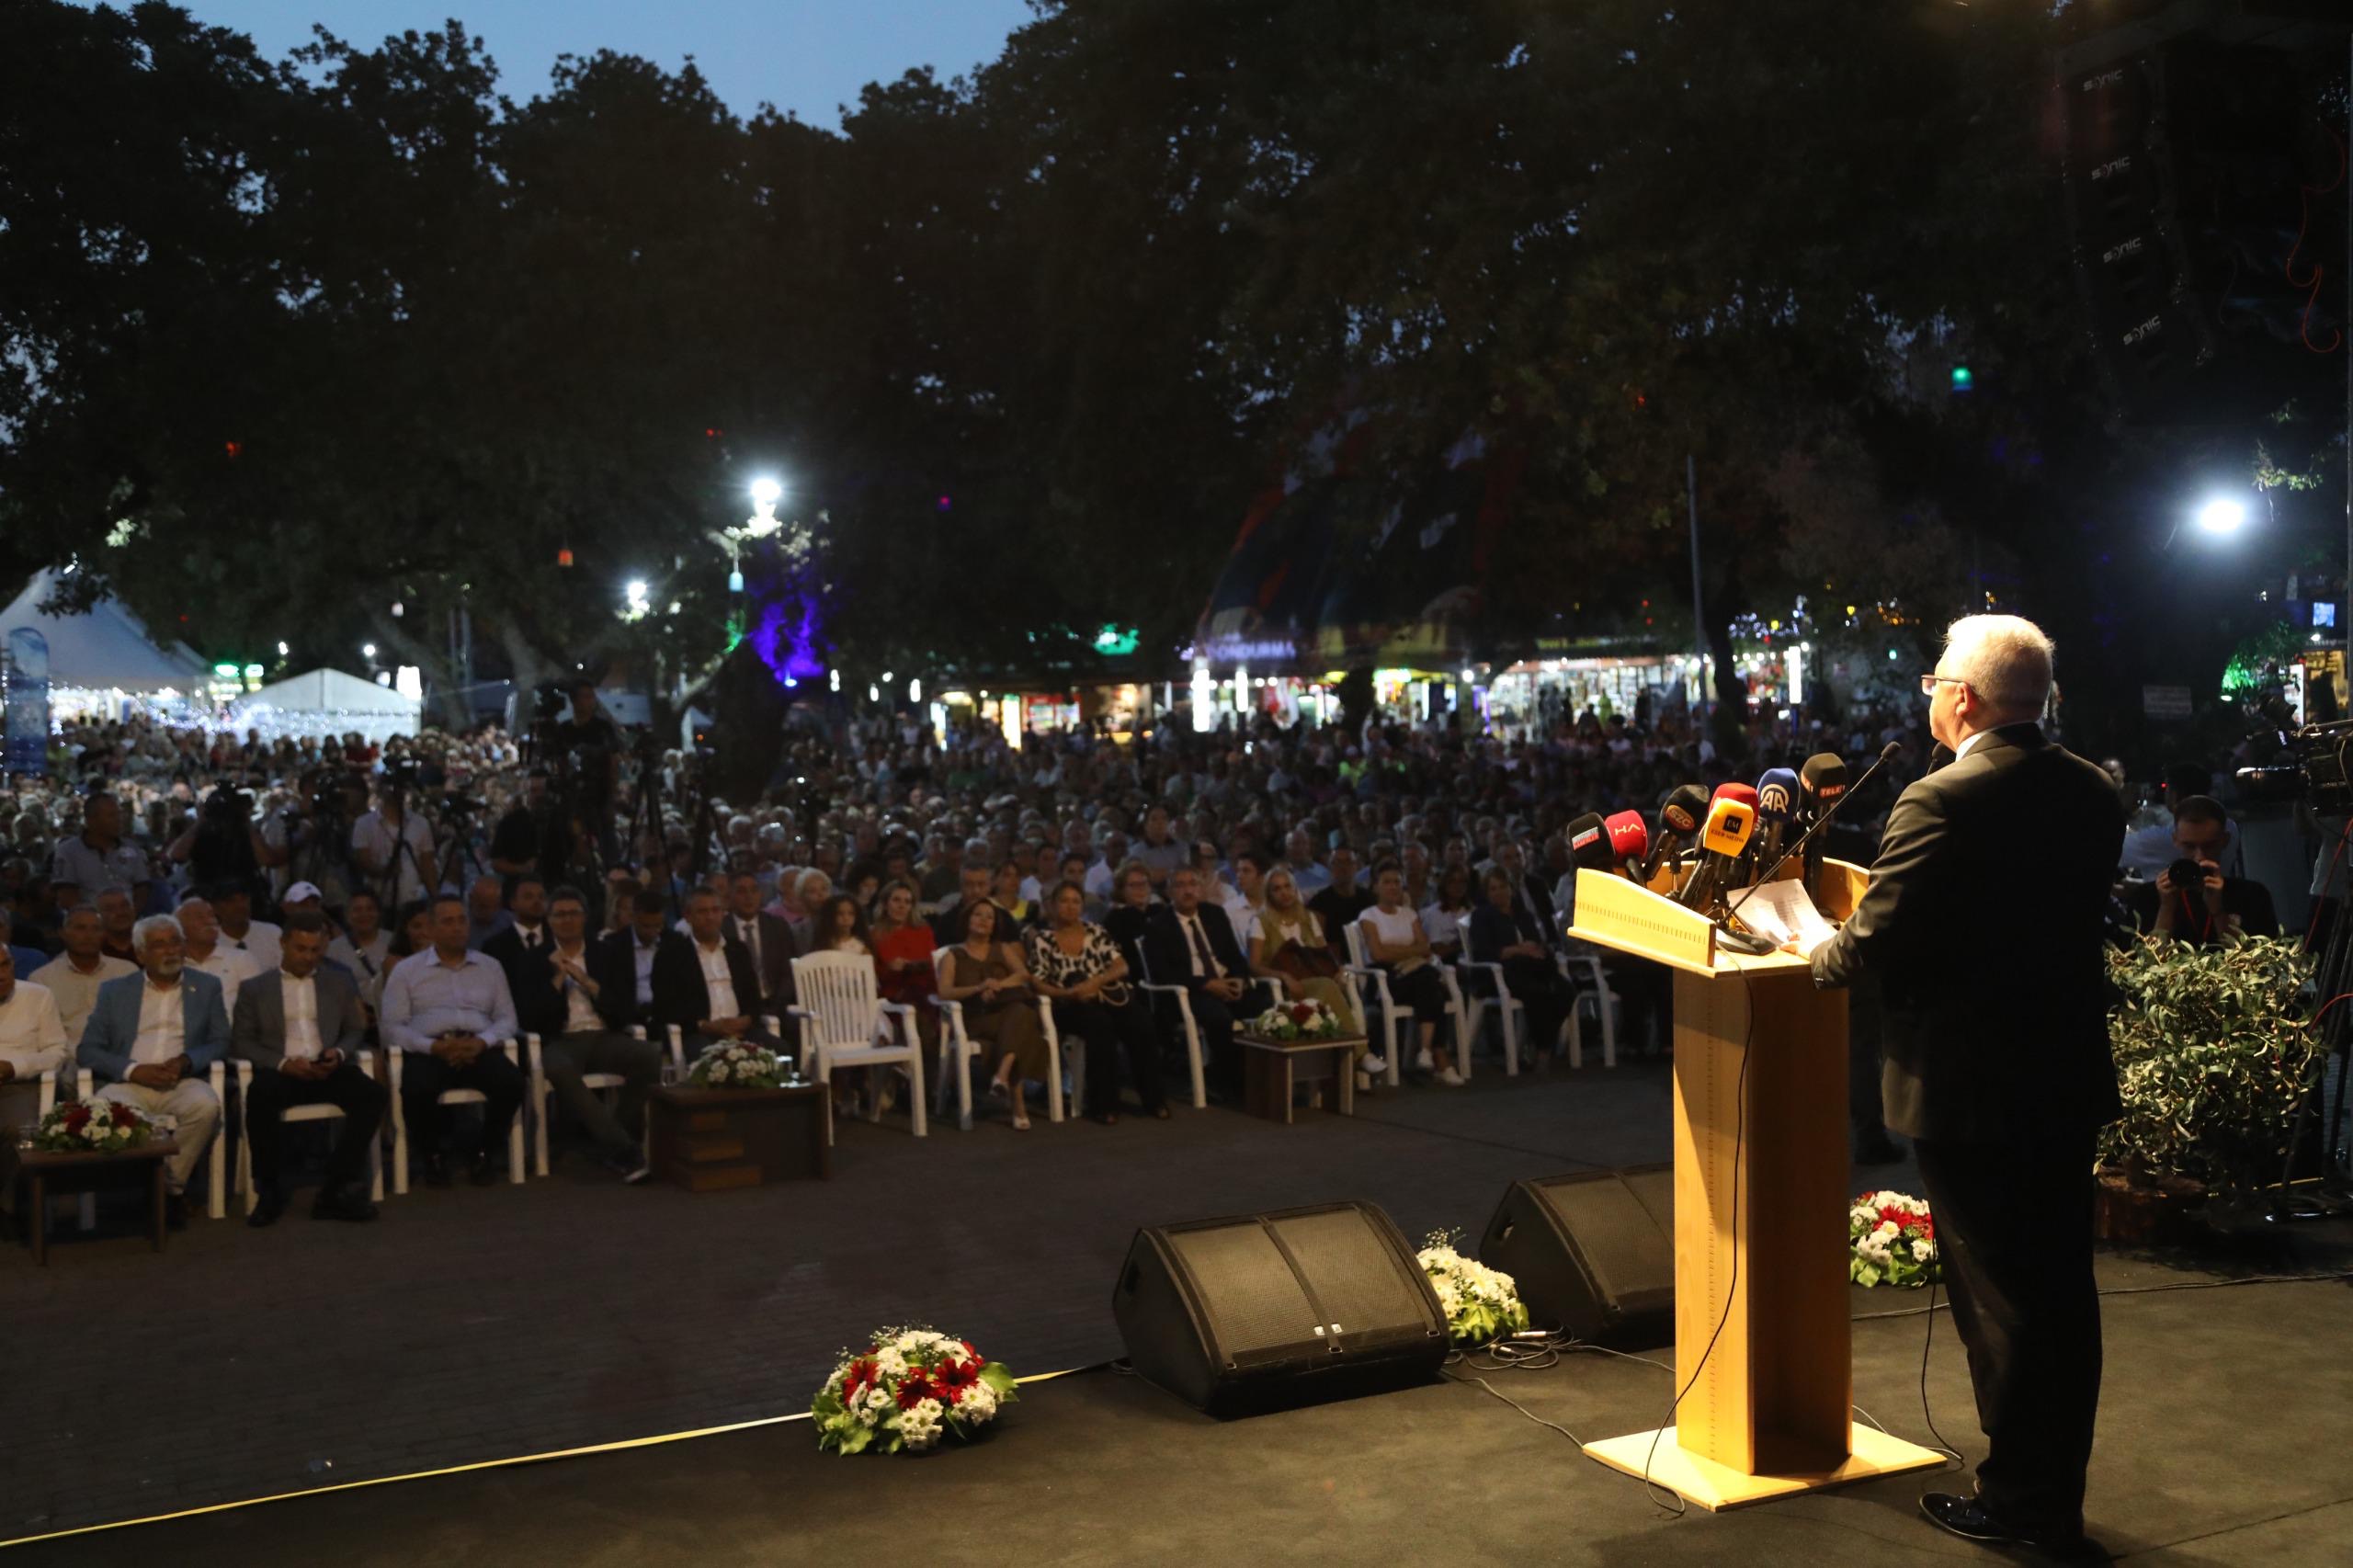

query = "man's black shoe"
[[312, 1186, 380, 1222], [468, 1156, 499, 1187], [1920, 1494, 2098, 1557], [246, 1185, 286, 1229], [423, 1154, 452, 1188], [1855, 1135, 1906, 1166]]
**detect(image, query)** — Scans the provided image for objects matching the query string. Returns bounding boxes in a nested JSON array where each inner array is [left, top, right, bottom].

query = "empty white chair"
[[787, 951, 926, 1139], [385, 1040, 528, 1194], [233, 1057, 384, 1210], [1560, 950, 1620, 1069]]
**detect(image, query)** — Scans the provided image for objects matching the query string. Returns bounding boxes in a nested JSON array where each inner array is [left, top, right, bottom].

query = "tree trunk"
[[369, 613, 469, 731], [1336, 667, 1374, 733]]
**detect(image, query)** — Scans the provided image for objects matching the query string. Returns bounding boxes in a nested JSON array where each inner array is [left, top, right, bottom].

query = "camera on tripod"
[[2234, 720, 2353, 814]]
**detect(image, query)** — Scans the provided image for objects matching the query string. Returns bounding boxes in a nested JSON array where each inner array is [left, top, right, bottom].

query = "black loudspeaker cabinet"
[[1112, 1201, 1448, 1415], [1480, 1165, 1675, 1340]]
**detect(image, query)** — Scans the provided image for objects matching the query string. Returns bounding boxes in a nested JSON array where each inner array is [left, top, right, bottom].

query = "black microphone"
[[1564, 812, 1615, 872], [1643, 784, 1711, 883], [1796, 751, 1850, 894], [1726, 742, 1903, 926]]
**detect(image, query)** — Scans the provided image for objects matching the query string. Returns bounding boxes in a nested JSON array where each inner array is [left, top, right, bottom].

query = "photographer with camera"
[[351, 775, 439, 909], [281, 769, 367, 913], [552, 681, 623, 865], [166, 780, 285, 898], [490, 767, 550, 895], [2124, 795, 2279, 947]]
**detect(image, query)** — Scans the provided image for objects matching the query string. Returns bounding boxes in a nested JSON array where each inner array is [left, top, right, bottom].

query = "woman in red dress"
[[868, 879, 941, 1076]]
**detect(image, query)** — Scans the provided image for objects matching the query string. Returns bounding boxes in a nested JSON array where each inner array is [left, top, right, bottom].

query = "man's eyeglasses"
[[1918, 674, 1972, 697]]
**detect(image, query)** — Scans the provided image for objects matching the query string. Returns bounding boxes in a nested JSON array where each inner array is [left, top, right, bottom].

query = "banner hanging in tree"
[[4, 627, 52, 775]]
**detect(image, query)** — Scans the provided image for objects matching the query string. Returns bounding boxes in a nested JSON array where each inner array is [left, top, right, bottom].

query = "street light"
[[2196, 494, 2249, 536], [749, 476, 785, 511], [361, 643, 377, 658]]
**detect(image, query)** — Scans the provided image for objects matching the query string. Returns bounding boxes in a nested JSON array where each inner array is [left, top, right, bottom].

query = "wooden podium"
[[1565, 863, 1943, 1509]]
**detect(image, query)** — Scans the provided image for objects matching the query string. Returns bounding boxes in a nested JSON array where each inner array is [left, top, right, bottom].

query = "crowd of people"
[[0, 674, 2309, 1229]]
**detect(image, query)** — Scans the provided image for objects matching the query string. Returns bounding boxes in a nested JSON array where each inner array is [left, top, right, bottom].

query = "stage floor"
[[6, 1060, 2350, 1561], [16, 1254, 2352, 1566]]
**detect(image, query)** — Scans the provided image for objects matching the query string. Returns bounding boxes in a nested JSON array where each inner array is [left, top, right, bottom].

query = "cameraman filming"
[[351, 775, 439, 908], [167, 781, 284, 893], [553, 681, 622, 864], [490, 767, 550, 896], [2125, 794, 2279, 947]]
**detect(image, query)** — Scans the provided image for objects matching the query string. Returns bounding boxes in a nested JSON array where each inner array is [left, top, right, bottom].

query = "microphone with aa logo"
[[1750, 767, 1799, 876]]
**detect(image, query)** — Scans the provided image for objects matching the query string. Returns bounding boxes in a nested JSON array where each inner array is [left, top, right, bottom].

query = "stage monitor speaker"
[[1479, 1165, 1674, 1340], [1112, 1201, 1448, 1415]]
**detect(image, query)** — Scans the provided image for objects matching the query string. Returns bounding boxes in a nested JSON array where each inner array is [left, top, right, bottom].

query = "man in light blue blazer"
[[79, 914, 229, 1221]]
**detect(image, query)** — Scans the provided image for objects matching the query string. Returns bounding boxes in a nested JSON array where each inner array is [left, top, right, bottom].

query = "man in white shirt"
[[176, 895, 261, 1016], [0, 947, 71, 1143], [230, 913, 385, 1225], [350, 780, 438, 907], [210, 878, 282, 971], [78, 915, 228, 1221], [495, 885, 656, 1181], [662, 889, 766, 1062], [29, 905, 137, 1045]]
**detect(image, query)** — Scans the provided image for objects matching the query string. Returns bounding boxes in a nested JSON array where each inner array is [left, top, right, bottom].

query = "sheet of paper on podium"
[[1731, 880, 1840, 956]]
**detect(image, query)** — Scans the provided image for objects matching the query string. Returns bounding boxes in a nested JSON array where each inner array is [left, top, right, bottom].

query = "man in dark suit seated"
[[489, 884, 658, 1180], [2119, 794, 2279, 946], [725, 869, 800, 1022], [1810, 615, 2124, 1554], [655, 889, 769, 1062], [590, 880, 687, 1038], [231, 911, 386, 1225], [1144, 866, 1257, 1097]]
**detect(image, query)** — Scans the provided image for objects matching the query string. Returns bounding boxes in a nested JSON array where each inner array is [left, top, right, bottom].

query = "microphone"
[[1797, 752, 1850, 892], [1753, 767, 1799, 869], [1564, 812, 1615, 871], [1604, 811, 1650, 872], [1677, 795, 1757, 914], [1711, 782, 1761, 891], [1727, 741, 1904, 926], [1643, 784, 1710, 881]]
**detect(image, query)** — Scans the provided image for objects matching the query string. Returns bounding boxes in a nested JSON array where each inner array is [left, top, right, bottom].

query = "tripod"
[[2269, 894, 2353, 1220]]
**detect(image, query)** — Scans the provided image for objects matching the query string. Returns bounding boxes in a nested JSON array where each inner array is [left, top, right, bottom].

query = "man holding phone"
[[232, 911, 385, 1224]]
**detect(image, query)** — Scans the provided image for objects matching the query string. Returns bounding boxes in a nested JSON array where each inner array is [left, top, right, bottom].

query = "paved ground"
[[3, 1050, 2347, 1553]]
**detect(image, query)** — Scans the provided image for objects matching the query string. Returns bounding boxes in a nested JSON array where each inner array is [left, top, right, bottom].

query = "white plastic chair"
[[1341, 924, 1469, 1085], [1454, 959, 1528, 1075], [385, 1040, 527, 1194], [233, 1057, 384, 1210], [787, 951, 926, 1139], [1131, 946, 1209, 1110], [1558, 949, 1621, 1069]]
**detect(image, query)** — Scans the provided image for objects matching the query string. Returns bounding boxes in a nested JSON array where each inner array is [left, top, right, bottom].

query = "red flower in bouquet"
[[1289, 1002, 1315, 1024], [63, 1105, 89, 1130], [109, 1103, 139, 1128], [936, 1358, 977, 1392], [896, 1375, 934, 1409]]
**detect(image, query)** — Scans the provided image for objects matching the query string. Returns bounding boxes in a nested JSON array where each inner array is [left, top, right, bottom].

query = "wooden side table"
[[1236, 1035, 1365, 1124], [647, 1084, 830, 1190], [7, 1140, 179, 1265]]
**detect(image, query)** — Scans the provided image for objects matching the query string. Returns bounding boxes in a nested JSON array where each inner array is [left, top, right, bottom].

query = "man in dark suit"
[[231, 912, 385, 1225], [589, 881, 686, 1036], [656, 889, 768, 1062], [724, 869, 799, 1017], [496, 885, 658, 1179], [1810, 616, 2124, 1554], [1144, 866, 1257, 1096]]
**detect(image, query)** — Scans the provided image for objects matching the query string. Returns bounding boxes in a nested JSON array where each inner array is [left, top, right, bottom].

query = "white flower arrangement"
[[1416, 1231, 1530, 1346], [1849, 1190, 1939, 1288], [688, 1040, 786, 1091], [812, 1326, 1018, 1457], [1248, 997, 1344, 1040]]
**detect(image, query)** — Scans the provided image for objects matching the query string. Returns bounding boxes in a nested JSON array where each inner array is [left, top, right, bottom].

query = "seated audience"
[[231, 911, 386, 1225], [0, 947, 70, 1170], [1144, 866, 1256, 1098], [380, 894, 524, 1187], [79, 915, 228, 1222], [1358, 861, 1461, 1085], [1467, 869, 1573, 1064], [938, 898, 1048, 1129], [493, 885, 658, 1180], [657, 889, 768, 1061], [1025, 881, 1167, 1123], [1252, 867, 1370, 1078], [29, 904, 136, 1045], [175, 894, 260, 1015]]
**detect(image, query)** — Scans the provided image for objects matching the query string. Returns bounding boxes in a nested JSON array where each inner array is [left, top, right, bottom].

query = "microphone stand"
[[1720, 742, 1905, 936]]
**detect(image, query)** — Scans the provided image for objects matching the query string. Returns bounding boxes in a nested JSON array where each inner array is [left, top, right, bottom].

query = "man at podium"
[[1809, 614, 2124, 1554]]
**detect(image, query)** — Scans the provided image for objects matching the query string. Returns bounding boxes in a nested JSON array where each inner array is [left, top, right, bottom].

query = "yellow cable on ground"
[[0, 1366, 1087, 1551]]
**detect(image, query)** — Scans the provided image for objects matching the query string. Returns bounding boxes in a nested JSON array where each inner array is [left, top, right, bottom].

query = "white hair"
[[1941, 614, 2055, 718], [131, 915, 184, 956]]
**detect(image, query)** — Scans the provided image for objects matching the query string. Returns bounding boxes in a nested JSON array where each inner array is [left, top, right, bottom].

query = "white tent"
[[0, 570, 210, 692], [231, 667, 421, 744]]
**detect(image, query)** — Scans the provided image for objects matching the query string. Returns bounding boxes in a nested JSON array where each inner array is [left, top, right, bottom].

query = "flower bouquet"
[[1247, 997, 1344, 1041], [688, 1040, 788, 1091], [1849, 1189, 1938, 1288], [812, 1327, 1018, 1455], [1417, 1231, 1530, 1346], [32, 1098, 157, 1155]]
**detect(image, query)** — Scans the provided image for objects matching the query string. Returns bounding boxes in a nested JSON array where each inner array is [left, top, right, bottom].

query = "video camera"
[[2235, 720, 2353, 815]]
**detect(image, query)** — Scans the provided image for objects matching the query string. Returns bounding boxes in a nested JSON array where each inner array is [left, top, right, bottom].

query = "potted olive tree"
[[2099, 935, 2319, 1241]]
